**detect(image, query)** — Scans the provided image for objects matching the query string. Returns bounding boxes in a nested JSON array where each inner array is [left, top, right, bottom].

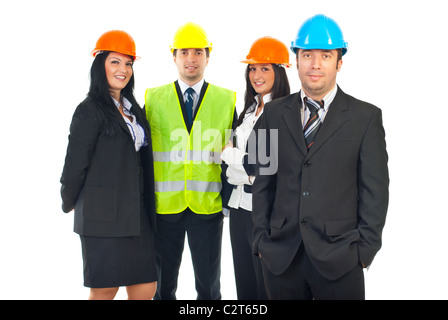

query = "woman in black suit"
[[60, 30, 157, 300], [220, 36, 290, 299]]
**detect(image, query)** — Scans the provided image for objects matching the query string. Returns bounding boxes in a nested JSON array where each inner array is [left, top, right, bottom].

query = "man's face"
[[297, 49, 342, 100], [174, 48, 209, 86]]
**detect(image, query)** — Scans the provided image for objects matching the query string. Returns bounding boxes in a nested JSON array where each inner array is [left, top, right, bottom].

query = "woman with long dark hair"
[[221, 36, 291, 299], [60, 30, 157, 300]]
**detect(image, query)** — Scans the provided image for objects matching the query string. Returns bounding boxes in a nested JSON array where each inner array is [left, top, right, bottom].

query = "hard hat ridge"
[[291, 14, 348, 56], [92, 30, 139, 60], [170, 22, 213, 52], [241, 36, 291, 67]]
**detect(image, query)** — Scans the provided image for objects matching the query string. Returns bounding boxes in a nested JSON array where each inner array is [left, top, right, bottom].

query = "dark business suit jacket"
[[60, 97, 156, 237], [252, 87, 389, 281]]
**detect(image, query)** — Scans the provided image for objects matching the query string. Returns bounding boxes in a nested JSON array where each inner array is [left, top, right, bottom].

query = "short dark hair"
[[87, 51, 140, 135], [236, 64, 290, 127]]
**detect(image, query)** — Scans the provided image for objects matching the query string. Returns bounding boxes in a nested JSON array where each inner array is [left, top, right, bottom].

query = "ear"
[[296, 52, 299, 70], [337, 59, 343, 72]]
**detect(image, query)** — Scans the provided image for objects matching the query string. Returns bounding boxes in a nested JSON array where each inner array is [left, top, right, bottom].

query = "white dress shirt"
[[112, 96, 148, 151], [221, 93, 271, 211]]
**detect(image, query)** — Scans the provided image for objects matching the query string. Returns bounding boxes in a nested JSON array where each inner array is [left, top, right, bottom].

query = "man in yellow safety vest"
[[145, 22, 236, 300]]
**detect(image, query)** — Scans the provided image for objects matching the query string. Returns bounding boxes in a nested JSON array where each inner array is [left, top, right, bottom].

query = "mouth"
[[306, 72, 324, 81], [115, 75, 126, 81], [253, 81, 265, 86], [185, 65, 198, 71]]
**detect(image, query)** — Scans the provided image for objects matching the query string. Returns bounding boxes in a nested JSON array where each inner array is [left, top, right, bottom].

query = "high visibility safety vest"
[[145, 82, 236, 214]]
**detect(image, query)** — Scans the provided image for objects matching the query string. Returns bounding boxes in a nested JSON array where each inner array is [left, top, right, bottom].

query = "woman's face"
[[248, 64, 275, 97], [105, 52, 133, 96]]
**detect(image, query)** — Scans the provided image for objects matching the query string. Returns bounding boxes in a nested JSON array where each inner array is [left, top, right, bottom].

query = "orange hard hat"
[[92, 30, 139, 60], [241, 36, 290, 67]]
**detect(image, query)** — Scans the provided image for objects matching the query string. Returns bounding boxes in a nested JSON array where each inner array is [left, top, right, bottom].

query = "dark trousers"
[[261, 244, 365, 300], [230, 208, 267, 300], [154, 209, 223, 300]]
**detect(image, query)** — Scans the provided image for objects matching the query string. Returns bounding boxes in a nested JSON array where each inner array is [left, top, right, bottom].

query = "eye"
[[249, 67, 256, 72]]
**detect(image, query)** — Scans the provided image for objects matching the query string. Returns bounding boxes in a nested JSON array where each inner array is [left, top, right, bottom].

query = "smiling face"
[[297, 49, 342, 100], [104, 52, 133, 99], [248, 64, 275, 98], [174, 48, 209, 86]]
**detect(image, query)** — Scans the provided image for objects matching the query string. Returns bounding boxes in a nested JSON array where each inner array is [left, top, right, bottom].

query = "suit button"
[[304, 160, 312, 167], [301, 218, 309, 225], [302, 191, 310, 198]]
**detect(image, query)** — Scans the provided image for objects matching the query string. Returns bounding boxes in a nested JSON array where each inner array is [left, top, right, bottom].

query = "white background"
[[1, 0, 447, 300]]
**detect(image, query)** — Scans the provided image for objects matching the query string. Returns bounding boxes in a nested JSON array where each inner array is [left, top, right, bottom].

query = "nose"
[[311, 55, 322, 69], [253, 68, 263, 80], [187, 51, 196, 62], [118, 62, 128, 73]]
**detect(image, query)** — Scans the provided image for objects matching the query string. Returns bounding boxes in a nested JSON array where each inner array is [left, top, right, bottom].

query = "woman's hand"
[[222, 139, 233, 151]]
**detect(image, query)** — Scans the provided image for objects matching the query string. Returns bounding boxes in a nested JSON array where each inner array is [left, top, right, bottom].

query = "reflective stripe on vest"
[[153, 150, 222, 164], [154, 180, 222, 193], [145, 82, 236, 214]]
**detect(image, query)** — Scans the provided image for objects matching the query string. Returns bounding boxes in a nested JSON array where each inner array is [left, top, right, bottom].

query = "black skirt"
[[80, 207, 158, 288], [79, 158, 157, 288]]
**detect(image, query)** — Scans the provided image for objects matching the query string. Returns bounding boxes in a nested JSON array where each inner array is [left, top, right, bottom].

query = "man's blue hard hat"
[[291, 14, 348, 56]]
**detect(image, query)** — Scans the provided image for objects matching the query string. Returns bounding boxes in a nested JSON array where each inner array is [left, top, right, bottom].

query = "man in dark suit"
[[252, 14, 389, 299]]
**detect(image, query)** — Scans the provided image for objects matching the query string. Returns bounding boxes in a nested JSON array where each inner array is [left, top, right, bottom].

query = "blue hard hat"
[[291, 14, 348, 56]]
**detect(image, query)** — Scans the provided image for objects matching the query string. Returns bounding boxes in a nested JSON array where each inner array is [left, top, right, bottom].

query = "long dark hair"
[[236, 64, 290, 127], [87, 51, 140, 135]]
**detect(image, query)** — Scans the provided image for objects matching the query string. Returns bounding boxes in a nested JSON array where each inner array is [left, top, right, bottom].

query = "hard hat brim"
[[290, 44, 348, 56], [170, 46, 213, 53], [241, 58, 291, 68], [92, 49, 140, 61]]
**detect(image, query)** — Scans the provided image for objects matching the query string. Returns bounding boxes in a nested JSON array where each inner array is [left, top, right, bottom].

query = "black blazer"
[[252, 87, 389, 280], [60, 97, 156, 237]]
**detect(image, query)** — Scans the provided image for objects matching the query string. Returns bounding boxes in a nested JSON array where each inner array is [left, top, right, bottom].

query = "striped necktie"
[[303, 97, 324, 150], [185, 87, 195, 125]]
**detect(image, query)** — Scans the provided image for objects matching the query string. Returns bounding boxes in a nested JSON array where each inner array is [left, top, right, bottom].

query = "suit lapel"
[[282, 93, 308, 156], [307, 87, 348, 157]]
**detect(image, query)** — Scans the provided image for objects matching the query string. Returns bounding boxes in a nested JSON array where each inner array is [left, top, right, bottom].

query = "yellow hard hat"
[[170, 22, 212, 52]]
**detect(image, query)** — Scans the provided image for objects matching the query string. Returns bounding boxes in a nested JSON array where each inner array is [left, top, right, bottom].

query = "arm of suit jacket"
[[242, 115, 263, 177], [357, 108, 389, 267], [242, 114, 263, 193], [60, 101, 101, 213], [251, 107, 276, 256]]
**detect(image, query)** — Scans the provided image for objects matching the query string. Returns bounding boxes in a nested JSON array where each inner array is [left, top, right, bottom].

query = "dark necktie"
[[185, 87, 195, 125], [303, 97, 324, 150]]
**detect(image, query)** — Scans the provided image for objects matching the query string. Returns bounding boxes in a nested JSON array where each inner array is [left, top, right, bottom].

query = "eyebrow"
[[109, 56, 133, 63], [302, 49, 333, 53], [180, 48, 205, 52]]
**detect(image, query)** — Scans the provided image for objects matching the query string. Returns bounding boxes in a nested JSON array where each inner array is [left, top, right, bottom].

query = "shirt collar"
[[178, 78, 205, 96], [300, 85, 338, 110], [111, 96, 132, 111], [112, 96, 133, 117], [255, 93, 272, 106]]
